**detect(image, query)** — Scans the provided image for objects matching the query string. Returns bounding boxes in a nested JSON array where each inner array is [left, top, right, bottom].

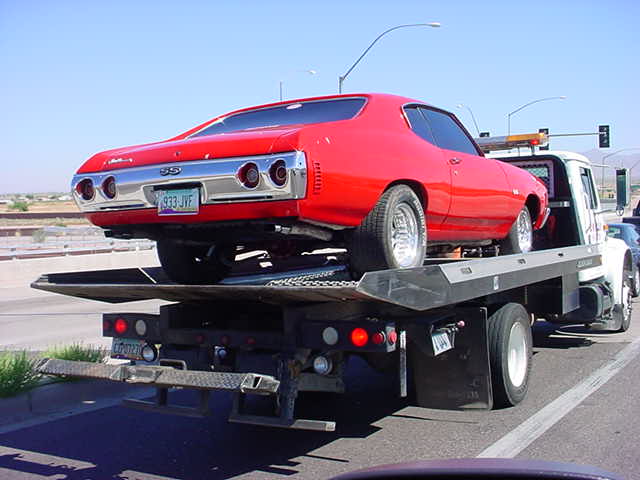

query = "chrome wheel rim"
[[507, 322, 528, 388], [390, 203, 420, 267], [622, 279, 632, 325], [516, 208, 533, 253]]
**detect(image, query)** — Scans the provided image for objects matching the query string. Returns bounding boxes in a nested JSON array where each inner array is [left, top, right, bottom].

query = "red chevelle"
[[72, 93, 548, 283]]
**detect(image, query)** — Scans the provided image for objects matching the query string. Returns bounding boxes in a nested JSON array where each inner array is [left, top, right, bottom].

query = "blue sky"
[[1, 0, 638, 193]]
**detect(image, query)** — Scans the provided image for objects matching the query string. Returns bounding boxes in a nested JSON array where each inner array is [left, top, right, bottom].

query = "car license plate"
[[431, 331, 453, 356], [157, 188, 199, 215], [111, 338, 146, 361]]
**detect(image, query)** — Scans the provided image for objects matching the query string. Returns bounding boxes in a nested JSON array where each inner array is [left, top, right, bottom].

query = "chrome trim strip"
[[71, 151, 307, 213]]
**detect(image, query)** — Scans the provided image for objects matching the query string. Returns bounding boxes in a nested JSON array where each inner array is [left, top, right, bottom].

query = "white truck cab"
[[481, 134, 633, 331]]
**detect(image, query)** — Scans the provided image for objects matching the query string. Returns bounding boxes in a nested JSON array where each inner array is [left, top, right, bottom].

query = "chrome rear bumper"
[[72, 151, 307, 213]]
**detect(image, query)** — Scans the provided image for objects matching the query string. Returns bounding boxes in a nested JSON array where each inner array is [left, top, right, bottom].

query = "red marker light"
[[114, 318, 128, 335], [350, 328, 369, 347], [246, 336, 256, 346], [371, 332, 386, 345], [387, 331, 398, 345], [530, 138, 540, 146]]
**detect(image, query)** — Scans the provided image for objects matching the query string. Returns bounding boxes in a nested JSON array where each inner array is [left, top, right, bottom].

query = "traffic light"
[[479, 132, 490, 137], [599, 125, 610, 148], [539, 128, 549, 150]]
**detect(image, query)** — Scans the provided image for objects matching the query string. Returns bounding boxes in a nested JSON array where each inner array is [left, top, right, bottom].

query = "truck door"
[[421, 108, 513, 237], [573, 165, 604, 245]]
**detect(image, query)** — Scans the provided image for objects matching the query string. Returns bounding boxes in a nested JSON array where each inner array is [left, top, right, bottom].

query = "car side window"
[[422, 108, 479, 155], [403, 106, 436, 144]]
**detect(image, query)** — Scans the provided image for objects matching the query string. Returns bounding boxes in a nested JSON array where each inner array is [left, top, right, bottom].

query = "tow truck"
[[34, 133, 634, 432]]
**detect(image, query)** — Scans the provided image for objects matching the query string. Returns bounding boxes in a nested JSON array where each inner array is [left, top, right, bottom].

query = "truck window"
[[422, 108, 480, 155], [403, 106, 436, 144], [579, 168, 598, 210]]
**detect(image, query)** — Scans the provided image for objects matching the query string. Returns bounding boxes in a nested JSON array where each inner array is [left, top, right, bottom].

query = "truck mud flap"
[[409, 307, 493, 410], [36, 358, 280, 394]]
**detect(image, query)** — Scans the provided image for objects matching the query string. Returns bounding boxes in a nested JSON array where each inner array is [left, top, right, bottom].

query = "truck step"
[[37, 358, 280, 394]]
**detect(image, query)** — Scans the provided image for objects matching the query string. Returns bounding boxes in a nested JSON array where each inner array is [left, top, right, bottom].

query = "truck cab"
[[483, 135, 633, 330]]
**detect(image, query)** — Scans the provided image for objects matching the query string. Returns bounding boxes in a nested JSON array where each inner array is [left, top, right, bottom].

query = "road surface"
[[0, 254, 638, 479]]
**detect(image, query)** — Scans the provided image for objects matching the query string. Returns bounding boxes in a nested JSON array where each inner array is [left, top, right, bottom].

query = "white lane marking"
[[478, 334, 640, 458]]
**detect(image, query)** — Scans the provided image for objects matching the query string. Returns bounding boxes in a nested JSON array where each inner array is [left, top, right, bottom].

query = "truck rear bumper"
[[36, 358, 280, 395]]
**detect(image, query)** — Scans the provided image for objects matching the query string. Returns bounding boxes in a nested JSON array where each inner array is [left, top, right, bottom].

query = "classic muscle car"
[[71, 93, 549, 283]]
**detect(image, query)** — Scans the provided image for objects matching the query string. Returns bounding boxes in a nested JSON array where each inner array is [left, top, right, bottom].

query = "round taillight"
[[76, 179, 95, 201], [322, 327, 339, 346], [350, 328, 369, 347], [114, 318, 128, 335], [269, 159, 287, 187], [134, 320, 147, 336], [102, 176, 116, 199], [387, 331, 398, 345], [237, 162, 260, 189], [371, 332, 386, 345]]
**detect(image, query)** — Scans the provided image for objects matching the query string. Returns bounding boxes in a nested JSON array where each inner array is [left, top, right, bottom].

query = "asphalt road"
[[1, 265, 639, 479]]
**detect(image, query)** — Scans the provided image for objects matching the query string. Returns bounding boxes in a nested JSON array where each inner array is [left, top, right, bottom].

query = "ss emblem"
[[160, 167, 182, 176]]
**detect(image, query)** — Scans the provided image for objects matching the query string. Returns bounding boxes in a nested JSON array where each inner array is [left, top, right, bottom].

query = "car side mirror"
[[616, 168, 630, 215]]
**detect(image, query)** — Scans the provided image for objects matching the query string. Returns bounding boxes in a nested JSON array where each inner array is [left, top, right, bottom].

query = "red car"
[[72, 93, 548, 283]]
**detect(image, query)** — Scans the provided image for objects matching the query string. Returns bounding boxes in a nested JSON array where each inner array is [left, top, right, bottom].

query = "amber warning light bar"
[[475, 132, 549, 153]]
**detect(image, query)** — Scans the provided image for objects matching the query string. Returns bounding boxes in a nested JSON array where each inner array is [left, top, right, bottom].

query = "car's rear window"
[[190, 98, 366, 138]]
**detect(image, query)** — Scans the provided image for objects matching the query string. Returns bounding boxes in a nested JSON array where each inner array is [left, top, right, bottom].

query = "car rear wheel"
[[500, 206, 533, 255], [157, 240, 231, 284], [348, 185, 426, 278]]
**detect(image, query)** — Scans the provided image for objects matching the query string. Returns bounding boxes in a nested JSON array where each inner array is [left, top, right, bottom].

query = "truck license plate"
[[431, 331, 453, 356], [157, 188, 199, 215], [111, 338, 145, 361]]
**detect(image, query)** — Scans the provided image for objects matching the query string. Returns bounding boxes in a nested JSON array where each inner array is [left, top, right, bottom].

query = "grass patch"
[[0, 352, 41, 398], [45, 344, 106, 363]]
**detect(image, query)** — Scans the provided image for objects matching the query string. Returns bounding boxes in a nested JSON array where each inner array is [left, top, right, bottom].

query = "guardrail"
[[0, 239, 156, 260]]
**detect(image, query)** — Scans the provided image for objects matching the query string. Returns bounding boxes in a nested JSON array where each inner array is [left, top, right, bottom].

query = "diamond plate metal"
[[37, 358, 279, 394]]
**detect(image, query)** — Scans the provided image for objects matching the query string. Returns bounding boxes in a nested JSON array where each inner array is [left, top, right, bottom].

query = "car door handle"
[[449, 157, 462, 165]]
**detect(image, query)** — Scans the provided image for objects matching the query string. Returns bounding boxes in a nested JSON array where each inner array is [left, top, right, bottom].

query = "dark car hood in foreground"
[[330, 458, 622, 480]]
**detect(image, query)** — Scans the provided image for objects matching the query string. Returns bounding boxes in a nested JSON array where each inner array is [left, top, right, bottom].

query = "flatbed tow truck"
[[34, 133, 634, 432]]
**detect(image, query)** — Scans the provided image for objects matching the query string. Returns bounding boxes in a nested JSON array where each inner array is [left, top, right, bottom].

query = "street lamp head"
[[426, 22, 441, 27]]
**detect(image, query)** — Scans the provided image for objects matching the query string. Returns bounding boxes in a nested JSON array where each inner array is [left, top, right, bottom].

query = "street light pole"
[[338, 22, 441, 94], [507, 96, 566, 135], [457, 103, 480, 136], [279, 69, 317, 102]]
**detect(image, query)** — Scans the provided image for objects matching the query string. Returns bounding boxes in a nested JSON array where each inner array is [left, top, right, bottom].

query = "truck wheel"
[[615, 268, 632, 332], [632, 266, 640, 298], [500, 207, 533, 255], [157, 240, 231, 284], [348, 185, 426, 278], [488, 303, 532, 408]]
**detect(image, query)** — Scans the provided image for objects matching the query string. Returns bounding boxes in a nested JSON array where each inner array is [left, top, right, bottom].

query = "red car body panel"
[[74, 93, 548, 243]]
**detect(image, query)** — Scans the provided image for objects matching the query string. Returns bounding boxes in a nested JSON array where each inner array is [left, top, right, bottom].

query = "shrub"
[[0, 352, 41, 398], [8, 201, 29, 212], [45, 344, 106, 363]]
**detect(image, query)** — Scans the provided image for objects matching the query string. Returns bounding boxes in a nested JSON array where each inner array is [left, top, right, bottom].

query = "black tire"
[[631, 266, 640, 298], [500, 206, 533, 255], [616, 267, 633, 332], [348, 185, 426, 278], [488, 303, 533, 408], [157, 240, 231, 284]]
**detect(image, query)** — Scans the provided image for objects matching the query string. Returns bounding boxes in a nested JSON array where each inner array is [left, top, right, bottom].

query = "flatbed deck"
[[31, 245, 601, 311]]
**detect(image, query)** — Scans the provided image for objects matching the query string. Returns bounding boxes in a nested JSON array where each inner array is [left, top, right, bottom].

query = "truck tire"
[[615, 267, 633, 332], [488, 303, 532, 408], [157, 240, 231, 284], [500, 207, 533, 255], [348, 185, 426, 278], [631, 266, 640, 298]]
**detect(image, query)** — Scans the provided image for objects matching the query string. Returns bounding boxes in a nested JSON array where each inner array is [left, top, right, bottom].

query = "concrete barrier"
[[0, 250, 160, 289]]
